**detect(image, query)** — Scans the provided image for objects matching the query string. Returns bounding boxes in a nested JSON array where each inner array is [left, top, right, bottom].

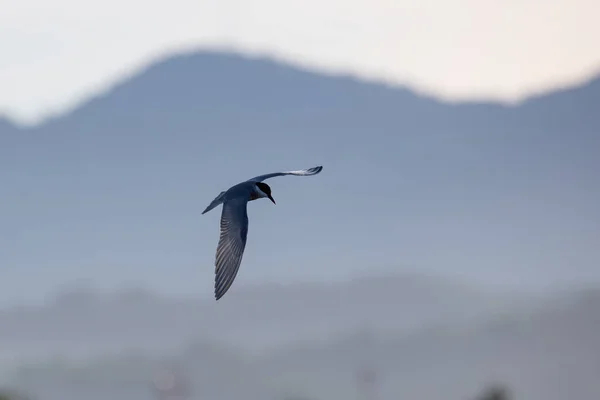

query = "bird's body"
[[202, 166, 323, 300]]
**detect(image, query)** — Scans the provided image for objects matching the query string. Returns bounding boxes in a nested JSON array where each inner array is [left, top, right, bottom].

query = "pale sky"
[[1, 0, 599, 125]]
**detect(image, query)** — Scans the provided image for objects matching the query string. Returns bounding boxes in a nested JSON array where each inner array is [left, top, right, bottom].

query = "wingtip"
[[214, 284, 225, 301]]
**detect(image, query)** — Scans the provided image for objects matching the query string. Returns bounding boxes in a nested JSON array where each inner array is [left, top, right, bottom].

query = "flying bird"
[[202, 166, 323, 300]]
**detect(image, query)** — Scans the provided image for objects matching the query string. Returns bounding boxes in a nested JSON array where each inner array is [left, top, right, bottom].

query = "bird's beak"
[[268, 195, 276, 205]]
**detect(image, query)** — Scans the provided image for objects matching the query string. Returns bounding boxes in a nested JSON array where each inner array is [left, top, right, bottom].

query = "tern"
[[202, 165, 323, 300]]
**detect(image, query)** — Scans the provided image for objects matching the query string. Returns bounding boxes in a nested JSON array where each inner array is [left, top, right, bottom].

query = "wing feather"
[[214, 198, 249, 300], [247, 165, 323, 182]]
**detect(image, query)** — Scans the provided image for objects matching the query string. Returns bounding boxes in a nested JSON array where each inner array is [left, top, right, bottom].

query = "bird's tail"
[[202, 191, 226, 214]]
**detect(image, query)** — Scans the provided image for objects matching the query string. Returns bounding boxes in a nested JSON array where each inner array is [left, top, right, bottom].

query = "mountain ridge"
[[0, 49, 598, 131]]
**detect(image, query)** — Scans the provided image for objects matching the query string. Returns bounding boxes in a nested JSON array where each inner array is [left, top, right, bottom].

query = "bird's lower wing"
[[247, 166, 323, 182], [214, 198, 249, 300]]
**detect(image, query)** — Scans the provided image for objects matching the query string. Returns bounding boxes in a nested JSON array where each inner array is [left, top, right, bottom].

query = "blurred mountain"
[[5, 50, 597, 134], [0, 117, 18, 132], [0, 117, 21, 161], [0, 273, 537, 361], [2, 49, 599, 304], [517, 74, 600, 132], [24, 51, 600, 134], [259, 288, 600, 400], [7, 288, 600, 400]]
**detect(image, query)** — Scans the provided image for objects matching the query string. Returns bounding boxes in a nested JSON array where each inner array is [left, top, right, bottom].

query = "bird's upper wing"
[[214, 197, 249, 300], [246, 165, 323, 182]]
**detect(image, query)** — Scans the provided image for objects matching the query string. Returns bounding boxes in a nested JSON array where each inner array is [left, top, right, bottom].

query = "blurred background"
[[1, 1, 599, 399]]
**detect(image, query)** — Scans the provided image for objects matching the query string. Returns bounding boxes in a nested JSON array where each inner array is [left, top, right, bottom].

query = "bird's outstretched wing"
[[246, 166, 323, 182], [214, 198, 249, 300]]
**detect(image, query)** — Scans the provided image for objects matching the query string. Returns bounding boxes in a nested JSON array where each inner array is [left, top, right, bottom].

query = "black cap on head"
[[256, 182, 276, 204]]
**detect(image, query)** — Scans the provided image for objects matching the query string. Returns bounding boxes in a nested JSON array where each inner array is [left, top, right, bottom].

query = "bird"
[[202, 165, 323, 300]]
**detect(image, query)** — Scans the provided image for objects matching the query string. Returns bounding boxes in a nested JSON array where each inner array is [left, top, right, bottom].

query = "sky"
[[1, 0, 599, 125]]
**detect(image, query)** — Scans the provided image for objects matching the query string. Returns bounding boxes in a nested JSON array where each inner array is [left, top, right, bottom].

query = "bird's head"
[[255, 182, 276, 204]]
